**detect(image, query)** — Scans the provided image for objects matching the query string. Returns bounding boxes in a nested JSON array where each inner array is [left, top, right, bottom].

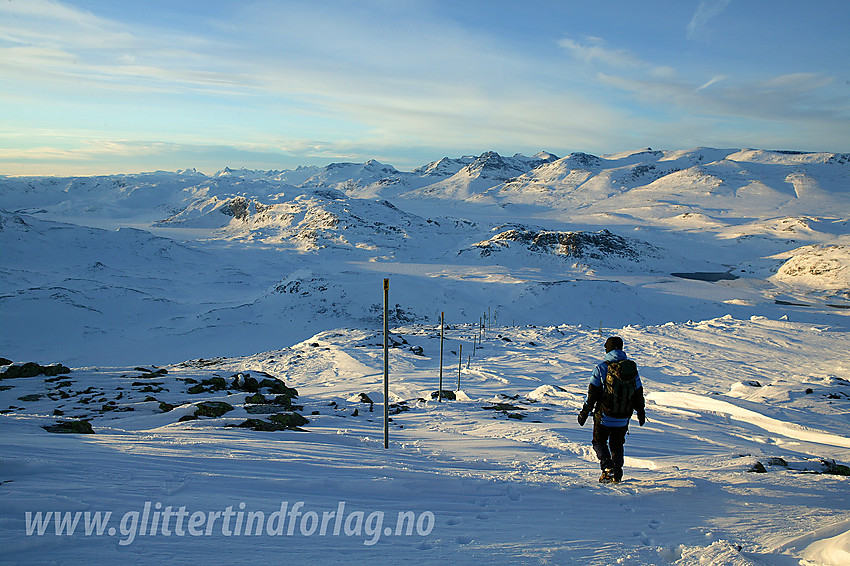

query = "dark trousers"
[[592, 414, 627, 471]]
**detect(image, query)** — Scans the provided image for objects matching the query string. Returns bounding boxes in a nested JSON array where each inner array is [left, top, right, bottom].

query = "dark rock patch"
[[748, 462, 767, 473], [229, 412, 309, 432], [17, 394, 44, 402], [431, 390, 457, 401], [43, 420, 94, 434], [2, 362, 71, 379], [194, 401, 234, 418]]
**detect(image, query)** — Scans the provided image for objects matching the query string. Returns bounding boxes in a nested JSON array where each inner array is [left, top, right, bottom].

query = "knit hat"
[[604, 336, 623, 352]]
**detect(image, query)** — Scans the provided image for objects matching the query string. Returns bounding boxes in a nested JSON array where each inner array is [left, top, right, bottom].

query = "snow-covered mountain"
[[2, 146, 848, 366]]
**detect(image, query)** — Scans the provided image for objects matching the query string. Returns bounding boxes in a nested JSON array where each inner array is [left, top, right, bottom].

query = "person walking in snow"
[[577, 336, 646, 483]]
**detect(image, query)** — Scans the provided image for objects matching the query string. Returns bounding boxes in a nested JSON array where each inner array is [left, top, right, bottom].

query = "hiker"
[[577, 336, 646, 483]]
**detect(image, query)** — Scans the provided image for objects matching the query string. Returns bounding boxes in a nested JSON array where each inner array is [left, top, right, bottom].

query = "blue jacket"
[[586, 350, 643, 427]]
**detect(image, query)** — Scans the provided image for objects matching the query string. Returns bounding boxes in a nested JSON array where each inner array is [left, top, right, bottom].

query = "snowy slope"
[[1, 317, 849, 565]]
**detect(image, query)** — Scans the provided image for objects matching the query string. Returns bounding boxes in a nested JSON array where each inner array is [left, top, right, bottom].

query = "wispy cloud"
[[558, 36, 643, 68], [687, 0, 733, 40], [598, 71, 844, 124]]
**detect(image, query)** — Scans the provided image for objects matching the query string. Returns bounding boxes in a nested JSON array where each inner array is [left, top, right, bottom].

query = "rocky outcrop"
[[1, 362, 71, 379]]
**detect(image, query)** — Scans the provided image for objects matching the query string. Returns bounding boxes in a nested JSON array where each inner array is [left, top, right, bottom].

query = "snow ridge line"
[[648, 391, 850, 449]]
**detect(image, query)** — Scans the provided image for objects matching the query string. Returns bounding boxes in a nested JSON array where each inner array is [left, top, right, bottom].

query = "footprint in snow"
[[649, 519, 662, 530], [445, 517, 462, 526], [455, 535, 473, 545], [505, 487, 522, 501], [476, 512, 491, 521]]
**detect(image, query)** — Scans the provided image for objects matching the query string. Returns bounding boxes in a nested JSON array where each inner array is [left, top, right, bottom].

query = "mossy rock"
[[159, 401, 176, 412], [178, 414, 198, 422], [258, 378, 298, 397], [194, 401, 234, 418], [231, 373, 260, 392], [269, 412, 309, 428], [245, 393, 268, 404], [43, 420, 94, 434], [821, 459, 850, 476], [188, 376, 229, 394], [272, 394, 297, 409]]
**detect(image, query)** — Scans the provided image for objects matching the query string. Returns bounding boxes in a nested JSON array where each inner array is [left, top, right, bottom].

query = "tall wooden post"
[[457, 343, 463, 391], [438, 312, 444, 402], [383, 278, 389, 449]]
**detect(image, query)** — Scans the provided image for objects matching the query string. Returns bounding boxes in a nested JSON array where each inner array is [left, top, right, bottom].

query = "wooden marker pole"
[[438, 312, 444, 402], [457, 343, 463, 391], [383, 278, 389, 449]]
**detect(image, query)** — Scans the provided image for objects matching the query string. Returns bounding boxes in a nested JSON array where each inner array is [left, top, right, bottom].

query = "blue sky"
[[1, 0, 848, 175]]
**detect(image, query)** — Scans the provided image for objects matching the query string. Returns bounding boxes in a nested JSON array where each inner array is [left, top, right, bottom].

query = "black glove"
[[637, 409, 646, 427], [577, 404, 591, 426]]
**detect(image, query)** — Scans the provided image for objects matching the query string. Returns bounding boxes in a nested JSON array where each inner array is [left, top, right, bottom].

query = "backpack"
[[601, 360, 638, 418]]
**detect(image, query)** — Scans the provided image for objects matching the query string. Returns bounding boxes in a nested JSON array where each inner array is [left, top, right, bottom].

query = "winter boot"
[[612, 467, 623, 483], [599, 468, 616, 484]]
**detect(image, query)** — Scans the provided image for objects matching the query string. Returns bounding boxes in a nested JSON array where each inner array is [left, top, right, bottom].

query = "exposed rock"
[[231, 373, 259, 392], [389, 402, 411, 415], [821, 459, 850, 476], [748, 462, 767, 473], [43, 420, 94, 434], [431, 390, 457, 401], [269, 412, 309, 428], [258, 378, 298, 398], [17, 394, 43, 402], [245, 404, 295, 414], [230, 412, 309, 432], [187, 376, 228, 394], [133, 367, 168, 377], [245, 393, 268, 404], [470, 228, 663, 264], [194, 401, 234, 418], [1, 362, 71, 379]]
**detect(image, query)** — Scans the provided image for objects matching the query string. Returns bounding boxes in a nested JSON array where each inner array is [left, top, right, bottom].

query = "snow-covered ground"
[[1, 148, 849, 565]]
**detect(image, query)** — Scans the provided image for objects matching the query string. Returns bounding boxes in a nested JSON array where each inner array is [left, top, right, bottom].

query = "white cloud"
[[687, 0, 733, 40], [696, 75, 728, 91], [558, 36, 643, 68]]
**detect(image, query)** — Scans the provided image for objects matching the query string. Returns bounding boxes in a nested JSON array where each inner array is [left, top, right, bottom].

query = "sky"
[[1, 0, 848, 175]]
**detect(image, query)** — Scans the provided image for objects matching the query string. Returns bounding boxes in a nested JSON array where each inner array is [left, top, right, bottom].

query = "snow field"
[[2, 316, 849, 564]]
